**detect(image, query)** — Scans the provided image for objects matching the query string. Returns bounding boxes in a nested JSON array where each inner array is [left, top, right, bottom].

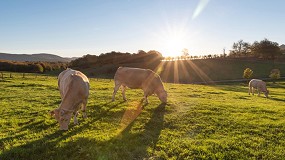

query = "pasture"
[[1, 73, 285, 159]]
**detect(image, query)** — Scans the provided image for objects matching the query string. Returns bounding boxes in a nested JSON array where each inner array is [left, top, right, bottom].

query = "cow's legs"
[[112, 81, 121, 101], [252, 88, 255, 95], [121, 86, 127, 101], [82, 99, 88, 119], [143, 92, 149, 104], [248, 87, 251, 95], [73, 111, 79, 125], [257, 88, 261, 96]]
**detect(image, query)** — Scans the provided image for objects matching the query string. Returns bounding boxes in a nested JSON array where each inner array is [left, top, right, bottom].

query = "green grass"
[[1, 73, 285, 159]]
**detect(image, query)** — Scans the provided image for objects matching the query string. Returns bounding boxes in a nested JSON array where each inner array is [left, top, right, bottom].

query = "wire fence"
[[0, 72, 52, 79], [0, 72, 113, 83]]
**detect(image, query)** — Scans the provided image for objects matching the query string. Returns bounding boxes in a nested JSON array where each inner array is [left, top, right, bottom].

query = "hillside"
[[78, 59, 285, 83], [0, 53, 76, 62]]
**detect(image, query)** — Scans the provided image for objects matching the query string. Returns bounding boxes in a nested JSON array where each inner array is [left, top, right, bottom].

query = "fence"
[[0, 72, 52, 80], [0, 72, 113, 83]]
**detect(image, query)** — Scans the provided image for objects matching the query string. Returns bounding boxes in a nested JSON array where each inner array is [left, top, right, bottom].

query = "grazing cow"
[[50, 68, 89, 130], [112, 67, 167, 103], [248, 79, 269, 98]]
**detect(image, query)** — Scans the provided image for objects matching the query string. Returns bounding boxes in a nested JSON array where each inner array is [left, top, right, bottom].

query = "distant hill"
[[280, 44, 285, 50], [0, 53, 77, 62]]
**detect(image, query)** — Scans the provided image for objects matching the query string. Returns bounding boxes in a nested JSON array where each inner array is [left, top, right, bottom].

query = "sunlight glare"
[[158, 27, 189, 58]]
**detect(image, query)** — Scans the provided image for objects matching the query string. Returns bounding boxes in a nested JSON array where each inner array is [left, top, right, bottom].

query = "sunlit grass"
[[1, 73, 285, 159]]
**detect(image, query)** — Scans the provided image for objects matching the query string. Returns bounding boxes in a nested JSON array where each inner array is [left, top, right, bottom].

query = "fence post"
[[22, 73, 25, 78], [1, 72, 3, 79], [10, 73, 12, 78]]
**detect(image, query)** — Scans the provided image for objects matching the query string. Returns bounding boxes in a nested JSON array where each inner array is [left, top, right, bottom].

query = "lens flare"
[[192, 0, 210, 19]]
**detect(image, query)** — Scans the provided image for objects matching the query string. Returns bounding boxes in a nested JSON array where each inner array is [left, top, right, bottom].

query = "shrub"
[[243, 68, 253, 79], [269, 69, 280, 83]]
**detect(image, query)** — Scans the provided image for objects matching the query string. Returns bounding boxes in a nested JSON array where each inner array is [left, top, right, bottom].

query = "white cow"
[[50, 68, 89, 130], [248, 79, 269, 98], [112, 67, 167, 103]]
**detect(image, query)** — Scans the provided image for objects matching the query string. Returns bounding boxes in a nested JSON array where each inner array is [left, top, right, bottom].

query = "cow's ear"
[[50, 110, 55, 117], [50, 109, 60, 117], [60, 110, 65, 116]]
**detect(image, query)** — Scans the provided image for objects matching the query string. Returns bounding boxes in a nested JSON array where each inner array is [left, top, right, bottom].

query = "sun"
[[163, 36, 185, 57], [157, 28, 189, 58]]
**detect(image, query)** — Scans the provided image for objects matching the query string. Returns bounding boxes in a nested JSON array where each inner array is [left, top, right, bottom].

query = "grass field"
[[1, 73, 285, 159]]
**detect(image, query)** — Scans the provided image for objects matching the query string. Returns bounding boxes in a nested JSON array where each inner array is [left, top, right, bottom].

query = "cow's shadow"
[[270, 97, 285, 102], [108, 102, 166, 158]]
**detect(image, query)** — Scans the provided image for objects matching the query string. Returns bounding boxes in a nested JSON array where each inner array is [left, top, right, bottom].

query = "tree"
[[229, 40, 251, 57], [251, 38, 281, 59], [182, 48, 189, 58], [243, 68, 253, 81], [269, 69, 280, 83]]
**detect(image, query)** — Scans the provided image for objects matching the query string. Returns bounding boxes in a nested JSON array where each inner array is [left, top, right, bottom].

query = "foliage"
[[251, 38, 281, 59], [1, 74, 285, 159], [229, 39, 284, 60], [0, 60, 67, 73], [243, 68, 253, 79], [229, 40, 251, 57], [269, 69, 281, 83], [69, 50, 163, 71]]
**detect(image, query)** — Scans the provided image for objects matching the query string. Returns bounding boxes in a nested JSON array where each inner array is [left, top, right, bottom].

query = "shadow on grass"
[[0, 101, 125, 159], [270, 97, 285, 102], [214, 84, 248, 94], [101, 102, 166, 159], [1, 101, 166, 159]]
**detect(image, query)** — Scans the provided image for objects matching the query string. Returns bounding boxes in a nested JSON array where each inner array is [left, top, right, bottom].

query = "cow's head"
[[157, 90, 167, 103], [50, 108, 72, 130], [264, 90, 269, 98]]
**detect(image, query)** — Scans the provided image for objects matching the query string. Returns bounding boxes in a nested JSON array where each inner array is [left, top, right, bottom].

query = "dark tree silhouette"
[[251, 39, 281, 59]]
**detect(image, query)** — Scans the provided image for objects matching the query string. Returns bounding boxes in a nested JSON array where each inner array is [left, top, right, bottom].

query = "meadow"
[[1, 73, 285, 159]]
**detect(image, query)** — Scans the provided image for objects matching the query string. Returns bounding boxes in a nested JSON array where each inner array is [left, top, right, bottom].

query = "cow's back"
[[69, 74, 89, 99], [249, 79, 266, 90], [58, 68, 89, 98], [249, 79, 261, 88], [114, 67, 153, 89]]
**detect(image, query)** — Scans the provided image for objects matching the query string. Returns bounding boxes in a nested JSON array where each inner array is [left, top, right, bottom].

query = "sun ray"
[[179, 61, 191, 83], [186, 60, 214, 84], [174, 60, 180, 83], [118, 101, 144, 133], [160, 61, 172, 83]]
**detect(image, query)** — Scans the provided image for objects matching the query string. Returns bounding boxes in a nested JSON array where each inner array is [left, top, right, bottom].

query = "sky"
[[0, 0, 284, 58]]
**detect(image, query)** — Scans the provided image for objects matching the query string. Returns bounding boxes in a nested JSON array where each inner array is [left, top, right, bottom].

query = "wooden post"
[[1, 72, 3, 79], [22, 73, 25, 78], [10, 73, 12, 78]]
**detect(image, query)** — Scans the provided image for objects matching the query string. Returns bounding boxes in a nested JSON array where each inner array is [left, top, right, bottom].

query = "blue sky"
[[0, 0, 284, 58]]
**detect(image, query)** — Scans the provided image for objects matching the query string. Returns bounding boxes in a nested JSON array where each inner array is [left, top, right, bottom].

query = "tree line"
[[229, 38, 284, 59], [163, 38, 284, 61], [70, 50, 163, 70], [0, 60, 68, 73]]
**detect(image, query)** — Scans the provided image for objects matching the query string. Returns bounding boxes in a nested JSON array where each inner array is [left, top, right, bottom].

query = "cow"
[[50, 68, 90, 130], [112, 67, 167, 104], [248, 79, 269, 98]]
